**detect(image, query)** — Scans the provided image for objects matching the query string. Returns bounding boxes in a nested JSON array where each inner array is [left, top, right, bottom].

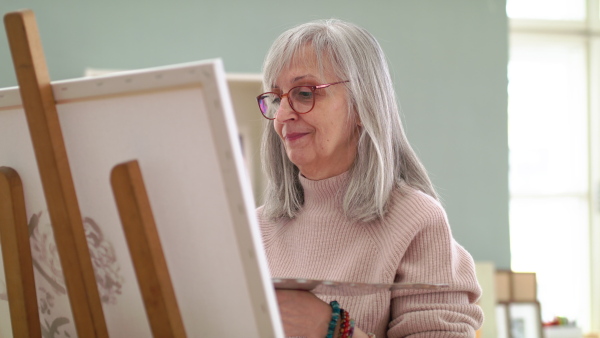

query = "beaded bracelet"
[[337, 309, 356, 338], [326, 301, 341, 338], [338, 309, 348, 337], [348, 319, 355, 337]]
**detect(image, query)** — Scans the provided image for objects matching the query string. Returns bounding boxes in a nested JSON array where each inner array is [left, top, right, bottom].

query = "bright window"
[[507, 0, 599, 334]]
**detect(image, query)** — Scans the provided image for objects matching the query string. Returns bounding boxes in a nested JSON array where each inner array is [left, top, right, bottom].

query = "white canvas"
[[0, 59, 282, 337]]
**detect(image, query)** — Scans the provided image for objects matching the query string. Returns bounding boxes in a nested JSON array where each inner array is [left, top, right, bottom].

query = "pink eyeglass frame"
[[256, 80, 350, 120]]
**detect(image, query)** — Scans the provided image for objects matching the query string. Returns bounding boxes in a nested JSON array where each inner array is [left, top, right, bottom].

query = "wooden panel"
[[111, 160, 186, 338], [4, 10, 108, 337], [0, 167, 41, 337], [495, 269, 512, 302], [512, 272, 537, 302]]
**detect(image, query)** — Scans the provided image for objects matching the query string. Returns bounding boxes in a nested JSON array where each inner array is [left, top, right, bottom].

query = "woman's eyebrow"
[[291, 75, 316, 83], [272, 74, 317, 89]]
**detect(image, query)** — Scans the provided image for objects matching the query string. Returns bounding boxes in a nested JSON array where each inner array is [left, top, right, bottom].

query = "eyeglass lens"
[[258, 86, 315, 119]]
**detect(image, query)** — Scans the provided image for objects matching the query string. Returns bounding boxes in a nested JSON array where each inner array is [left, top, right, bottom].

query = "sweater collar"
[[299, 171, 350, 207]]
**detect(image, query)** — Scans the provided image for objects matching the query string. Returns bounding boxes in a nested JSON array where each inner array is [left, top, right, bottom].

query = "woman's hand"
[[275, 290, 370, 338], [275, 289, 332, 338]]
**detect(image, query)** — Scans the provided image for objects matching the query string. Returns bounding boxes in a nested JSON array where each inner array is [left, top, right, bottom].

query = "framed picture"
[[508, 302, 543, 338]]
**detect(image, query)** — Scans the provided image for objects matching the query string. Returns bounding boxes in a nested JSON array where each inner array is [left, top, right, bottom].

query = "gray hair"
[[260, 19, 437, 223]]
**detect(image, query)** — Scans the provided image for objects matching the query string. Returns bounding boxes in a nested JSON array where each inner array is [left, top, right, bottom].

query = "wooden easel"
[[3, 9, 186, 337]]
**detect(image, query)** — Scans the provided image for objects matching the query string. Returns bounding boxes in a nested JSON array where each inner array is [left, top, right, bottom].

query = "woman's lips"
[[285, 132, 308, 141]]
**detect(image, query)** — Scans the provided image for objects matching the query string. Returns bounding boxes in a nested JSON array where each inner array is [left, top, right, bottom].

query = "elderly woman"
[[256, 19, 483, 338]]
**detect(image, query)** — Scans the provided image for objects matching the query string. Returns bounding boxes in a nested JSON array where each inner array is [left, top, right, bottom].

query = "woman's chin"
[[287, 155, 314, 172]]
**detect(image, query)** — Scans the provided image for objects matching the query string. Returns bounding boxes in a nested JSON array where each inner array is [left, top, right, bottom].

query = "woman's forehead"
[[276, 65, 320, 83], [273, 49, 335, 87]]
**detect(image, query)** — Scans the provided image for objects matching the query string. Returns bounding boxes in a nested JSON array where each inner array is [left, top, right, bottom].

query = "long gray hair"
[[260, 19, 437, 223]]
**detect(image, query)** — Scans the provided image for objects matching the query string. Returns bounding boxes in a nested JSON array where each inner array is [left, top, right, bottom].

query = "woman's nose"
[[274, 96, 297, 122]]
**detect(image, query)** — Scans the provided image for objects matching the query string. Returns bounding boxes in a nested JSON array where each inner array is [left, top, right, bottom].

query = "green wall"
[[0, 0, 510, 269]]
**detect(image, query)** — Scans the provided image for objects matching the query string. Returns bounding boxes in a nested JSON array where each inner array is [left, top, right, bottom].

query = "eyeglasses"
[[256, 80, 349, 120]]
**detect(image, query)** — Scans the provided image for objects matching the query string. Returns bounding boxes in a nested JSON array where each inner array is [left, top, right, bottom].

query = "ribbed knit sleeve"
[[258, 174, 483, 338], [386, 188, 483, 337]]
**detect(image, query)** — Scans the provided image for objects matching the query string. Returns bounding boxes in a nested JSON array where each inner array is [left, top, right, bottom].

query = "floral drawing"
[[84, 217, 124, 304], [0, 210, 125, 338]]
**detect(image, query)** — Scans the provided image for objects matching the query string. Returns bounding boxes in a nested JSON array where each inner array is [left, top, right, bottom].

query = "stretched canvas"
[[0, 59, 282, 337]]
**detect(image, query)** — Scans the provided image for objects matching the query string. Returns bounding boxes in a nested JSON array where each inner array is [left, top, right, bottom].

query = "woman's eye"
[[294, 89, 313, 101]]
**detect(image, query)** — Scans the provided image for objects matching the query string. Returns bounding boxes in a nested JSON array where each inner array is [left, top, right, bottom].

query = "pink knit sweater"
[[258, 172, 483, 337]]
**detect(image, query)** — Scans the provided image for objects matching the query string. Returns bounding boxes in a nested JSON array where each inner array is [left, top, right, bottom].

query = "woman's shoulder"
[[385, 180, 448, 228], [255, 205, 288, 236], [256, 205, 265, 219], [256, 205, 273, 226], [255, 205, 280, 244]]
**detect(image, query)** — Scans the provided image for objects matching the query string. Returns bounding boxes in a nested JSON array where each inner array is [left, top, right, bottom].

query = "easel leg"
[[111, 160, 187, 338], [0, 167, 42, 338]]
